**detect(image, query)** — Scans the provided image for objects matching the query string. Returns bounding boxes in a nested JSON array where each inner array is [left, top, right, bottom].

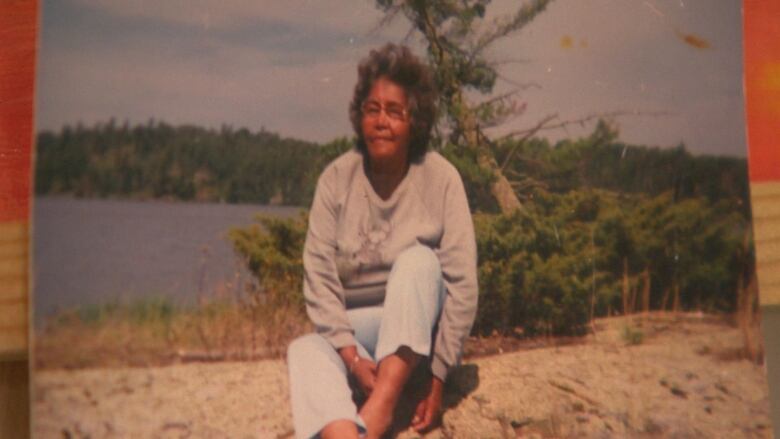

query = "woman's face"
[[361, 77, 411, 169]]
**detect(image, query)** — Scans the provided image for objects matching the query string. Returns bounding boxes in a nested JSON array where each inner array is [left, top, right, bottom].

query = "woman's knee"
[[287, 333, 328, 365], [392, 244, 441, 278]]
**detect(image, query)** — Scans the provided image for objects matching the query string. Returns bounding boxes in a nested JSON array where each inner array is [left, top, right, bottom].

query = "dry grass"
[[736, 273, 763, 364], [34, 296, 311, 370]]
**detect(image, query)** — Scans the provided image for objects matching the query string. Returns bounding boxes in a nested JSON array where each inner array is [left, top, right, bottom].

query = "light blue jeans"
[[287, 245, 446, 439]]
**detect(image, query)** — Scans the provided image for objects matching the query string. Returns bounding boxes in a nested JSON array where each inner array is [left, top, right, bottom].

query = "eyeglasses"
[[361, 100, 408, 122]]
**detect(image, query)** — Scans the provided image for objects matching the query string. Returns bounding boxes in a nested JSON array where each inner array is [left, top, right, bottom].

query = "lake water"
[[33, 197, 300, 323]]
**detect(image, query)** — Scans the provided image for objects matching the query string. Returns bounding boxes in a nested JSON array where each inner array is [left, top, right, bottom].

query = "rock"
[[670, 386, 688, 399], [32, 315, 774, 439]]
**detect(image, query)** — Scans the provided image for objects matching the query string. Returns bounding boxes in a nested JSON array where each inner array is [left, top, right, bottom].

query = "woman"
[[287, 43, 478, 439]]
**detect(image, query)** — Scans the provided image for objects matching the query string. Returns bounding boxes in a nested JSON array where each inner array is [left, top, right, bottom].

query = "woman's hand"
[[338, 346, 378, 396], [351, 357, 378, 396], [411, 376, 444, 433]]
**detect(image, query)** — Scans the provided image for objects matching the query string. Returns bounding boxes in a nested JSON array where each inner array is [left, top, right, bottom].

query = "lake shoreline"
[[33, 197, 300, 323]]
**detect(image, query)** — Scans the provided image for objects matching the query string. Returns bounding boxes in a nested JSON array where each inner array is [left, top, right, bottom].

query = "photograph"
[[31, 1, 774, 438]]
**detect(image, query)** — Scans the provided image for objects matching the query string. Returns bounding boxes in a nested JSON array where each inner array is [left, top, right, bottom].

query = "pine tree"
[[376, 0, 552, 212]]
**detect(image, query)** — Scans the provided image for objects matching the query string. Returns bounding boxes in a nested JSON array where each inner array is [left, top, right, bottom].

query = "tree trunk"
[[737, 272, 762, 362], [641, 268, 651, 316], [737, 270, 747, 348], [622, 258, 630, 315], [462, 93, 523, 213], [417, 10, 523, 214], [736, 229, 761, 362], [660, 286, 670, 312], [483, 154, 523, 212]]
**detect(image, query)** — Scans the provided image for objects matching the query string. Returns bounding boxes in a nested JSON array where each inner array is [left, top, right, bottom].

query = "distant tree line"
[[447, 121, 750, 217], [35, 120, 748, 212], [35, 119, 351, 206]]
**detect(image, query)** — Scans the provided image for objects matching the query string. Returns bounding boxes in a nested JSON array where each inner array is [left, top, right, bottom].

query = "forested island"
[[35, 119, 748, 211], [34, 119, 351, 206], [35, 119, 749, 211]]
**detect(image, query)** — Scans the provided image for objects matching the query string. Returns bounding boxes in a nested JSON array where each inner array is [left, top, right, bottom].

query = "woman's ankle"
[[359, 396, 394, 439]]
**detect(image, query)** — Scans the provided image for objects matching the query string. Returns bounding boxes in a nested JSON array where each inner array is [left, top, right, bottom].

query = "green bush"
[[52, 296, 175, 327], [622, 325, 644, 345], [228, 212, 308, 309], [472, 207, 591, 336], [229, 188, 749, 339]]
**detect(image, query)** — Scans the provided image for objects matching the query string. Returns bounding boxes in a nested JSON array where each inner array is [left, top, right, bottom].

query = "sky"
[[36, 0, 746, 156]]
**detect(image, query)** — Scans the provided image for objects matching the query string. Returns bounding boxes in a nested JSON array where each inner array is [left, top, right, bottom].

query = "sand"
[[33, 314, 773, 438]]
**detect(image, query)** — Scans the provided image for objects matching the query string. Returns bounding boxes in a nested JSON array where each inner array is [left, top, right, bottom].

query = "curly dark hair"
[[349, 43, 438, 163]]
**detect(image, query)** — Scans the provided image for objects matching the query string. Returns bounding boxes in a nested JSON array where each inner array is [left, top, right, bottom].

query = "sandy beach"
[[33, 314, 773, 438]]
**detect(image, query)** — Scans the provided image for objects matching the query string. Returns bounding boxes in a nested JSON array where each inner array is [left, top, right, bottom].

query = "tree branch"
[[491, 57, 533, 67], [495, 73, 542, 90], [498, 110, 671, 171], [510, 179, 548, 191], [372, 4, 402, 33], [476, 89, 523, 107], [499, 113, 558, 172], [472, 0, 553, 57]]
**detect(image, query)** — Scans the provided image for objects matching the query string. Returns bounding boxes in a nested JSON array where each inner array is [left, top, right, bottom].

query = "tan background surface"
[[0, 222, 30, 356], [752, 182, 780, 306]]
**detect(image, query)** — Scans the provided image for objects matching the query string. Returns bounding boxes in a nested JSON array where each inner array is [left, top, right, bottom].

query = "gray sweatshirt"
[[303, 148, 478, 381]]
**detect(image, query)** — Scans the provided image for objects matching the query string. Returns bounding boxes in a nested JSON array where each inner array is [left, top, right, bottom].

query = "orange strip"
[[0, 1, 37, 222], [744, 0, 780, 182]]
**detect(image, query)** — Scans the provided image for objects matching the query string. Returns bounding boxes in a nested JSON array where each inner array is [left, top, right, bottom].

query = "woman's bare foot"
[[359, 347, 421, 438]]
